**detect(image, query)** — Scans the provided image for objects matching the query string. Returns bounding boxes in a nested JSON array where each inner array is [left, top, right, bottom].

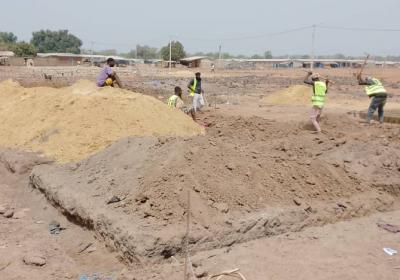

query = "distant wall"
[[34, 57, 82, 67], [8, 57, 26, 66]]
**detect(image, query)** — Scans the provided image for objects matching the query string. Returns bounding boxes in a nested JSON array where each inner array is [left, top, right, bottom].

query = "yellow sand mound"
[[263, 85, 313, 106], [0, 79, 203, 162]]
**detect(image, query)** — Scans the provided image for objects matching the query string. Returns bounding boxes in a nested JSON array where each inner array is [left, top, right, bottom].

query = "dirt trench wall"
[[28, 112, 400, 263]]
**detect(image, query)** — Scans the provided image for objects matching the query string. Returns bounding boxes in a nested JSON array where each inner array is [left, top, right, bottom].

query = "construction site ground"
[[0, 66, 400, 280]]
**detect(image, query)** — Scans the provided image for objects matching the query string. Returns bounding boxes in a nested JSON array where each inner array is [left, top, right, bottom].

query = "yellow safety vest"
[[365, 78, 386, 96], [189, 79, 197, 97], [311, 81, 327, 108], [167, 95, 179, 107]]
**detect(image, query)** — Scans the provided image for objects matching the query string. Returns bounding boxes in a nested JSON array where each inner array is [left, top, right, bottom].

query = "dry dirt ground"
[[1, 67, 400, 280]]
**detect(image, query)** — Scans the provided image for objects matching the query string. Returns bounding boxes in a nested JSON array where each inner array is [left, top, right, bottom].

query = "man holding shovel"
[[304, 71, 330, 133], [357, 73, 387, 124]]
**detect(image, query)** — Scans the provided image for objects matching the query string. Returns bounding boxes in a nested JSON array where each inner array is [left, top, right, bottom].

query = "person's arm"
[[357, 74, 373, 85], [113, 73, 123, 88], [304, 71, 313, 85], [325, 79, 330, 93], [176, 98, 184, 109], [187, 79, 194, 90]]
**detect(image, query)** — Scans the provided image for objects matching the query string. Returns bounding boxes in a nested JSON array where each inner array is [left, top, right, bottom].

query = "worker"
[[96, 58, 123, 88], [357, 74, 387, 124], [168, 86, 196, 120], [187, 72, 205, 112], [210, 63, 215, 73], [304, 71, 330, 133]]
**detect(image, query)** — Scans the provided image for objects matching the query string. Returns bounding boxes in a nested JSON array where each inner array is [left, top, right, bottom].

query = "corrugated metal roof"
[[0, 51, 15, 57], [36, 53, 136, 61], [180, 56, 206, 62]]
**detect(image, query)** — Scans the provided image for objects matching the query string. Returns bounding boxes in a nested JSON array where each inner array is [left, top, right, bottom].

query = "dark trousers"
[[367, 96, 387, 123]]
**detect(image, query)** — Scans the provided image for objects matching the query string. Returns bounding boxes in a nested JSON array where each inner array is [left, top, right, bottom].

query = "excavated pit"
[[29, 113, 400, 263]]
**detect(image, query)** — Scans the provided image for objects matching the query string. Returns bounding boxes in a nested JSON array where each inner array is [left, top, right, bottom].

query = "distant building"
[[180, 56, 205, 68], [217, 58, 396, 69], [0, 51, 15, 57], [0, 51, 15, 66], [35, 53, 135, 67]]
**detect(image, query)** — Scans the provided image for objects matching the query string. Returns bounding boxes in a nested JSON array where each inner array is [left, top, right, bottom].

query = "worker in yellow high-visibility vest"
[[357, 74, 388, 124], [187, 72, 205, 112], [304, 72, 330, 133], [167, 86, 195, 120]]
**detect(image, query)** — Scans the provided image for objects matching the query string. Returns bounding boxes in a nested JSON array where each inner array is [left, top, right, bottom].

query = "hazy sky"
[[1, 0, 399, 56]]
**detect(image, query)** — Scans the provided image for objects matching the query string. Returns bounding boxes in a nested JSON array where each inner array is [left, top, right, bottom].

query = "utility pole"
[[311, 24, 316, 71], [218, 45, 222, 69], [169, 37, 172, 70], [90, 41, 94, 66]]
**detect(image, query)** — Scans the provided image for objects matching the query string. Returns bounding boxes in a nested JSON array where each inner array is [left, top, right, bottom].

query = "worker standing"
[[168, 86, 196, 120], [96, 58, 123, 88], [304, 72, 330, 133], [188, 72, 205, 112], [356, 74, 387, 124]]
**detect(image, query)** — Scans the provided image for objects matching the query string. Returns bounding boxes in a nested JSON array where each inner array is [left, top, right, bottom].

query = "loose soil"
[[1, 67, 400, 280], [0, 79, 202, 162]]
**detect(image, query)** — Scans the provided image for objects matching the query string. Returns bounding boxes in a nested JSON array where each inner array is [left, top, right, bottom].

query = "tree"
[[10, 42, 37, 57], [136, 45, 159, 59], [251, 54, 263, 59], [121, 45, 159, 59], [94, 49, 118, 56], [264, 50, 273, 59], [333, 53, 346, 59], [0, 32, 17, 44], [31, 30, 82, 54], [160, 41, 186, 61]]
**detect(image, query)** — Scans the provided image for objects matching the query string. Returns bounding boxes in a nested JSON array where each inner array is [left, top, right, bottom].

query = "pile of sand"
[[263, 85, 313, 106], [0, 80, 203, 162]]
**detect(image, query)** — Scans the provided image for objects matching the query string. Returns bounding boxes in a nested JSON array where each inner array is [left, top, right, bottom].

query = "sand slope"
[[0, 80, 203, 162], [263, 85, 312, 106]]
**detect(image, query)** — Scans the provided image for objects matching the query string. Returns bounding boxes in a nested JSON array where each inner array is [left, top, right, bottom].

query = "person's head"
[[311, 73, 320, 81], [195, 72, 201, 79], [174, 86, 182, 98], [107, 58, 115, 67]]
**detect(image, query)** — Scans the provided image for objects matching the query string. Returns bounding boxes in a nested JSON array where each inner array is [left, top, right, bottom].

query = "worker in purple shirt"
[[96, 58, 123, 88]]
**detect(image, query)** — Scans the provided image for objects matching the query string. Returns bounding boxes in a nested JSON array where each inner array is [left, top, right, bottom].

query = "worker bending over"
[[304, 72, 330, 133], [188, 72, 205, 112], [96, 58, 123, 88], [168, 86, 196, 120], [357, 74, 387, 124]]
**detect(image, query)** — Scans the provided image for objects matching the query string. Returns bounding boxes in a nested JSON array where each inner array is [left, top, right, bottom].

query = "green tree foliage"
[[0, 32, 18, 44], [251, 54, 263, 59], [31, 30, 82, 54], [94, 49, 118, 56], [264, 50, 273, 59], [10, 42, 37, 57], [333, 53, 346, 59], [120, 45, 159, 59], [136, 45, 159, 59], [160, 41, 186, 61]]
